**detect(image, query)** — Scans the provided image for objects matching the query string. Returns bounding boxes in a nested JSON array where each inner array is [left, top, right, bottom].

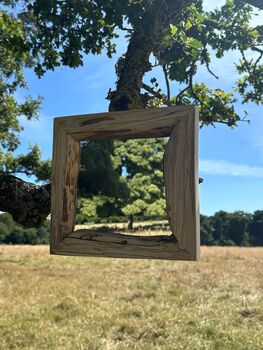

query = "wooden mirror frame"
[[51, 106, 200, 260]]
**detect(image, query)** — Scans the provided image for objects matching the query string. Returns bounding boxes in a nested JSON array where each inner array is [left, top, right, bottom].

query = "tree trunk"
[[109, 0, 192, 111], [127, 215, 134, 231]]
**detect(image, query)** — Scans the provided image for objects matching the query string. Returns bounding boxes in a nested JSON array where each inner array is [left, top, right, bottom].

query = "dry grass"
[[0, 245, 263, 350], [75, 220, 170, 236], [75, 220, 168, 230]]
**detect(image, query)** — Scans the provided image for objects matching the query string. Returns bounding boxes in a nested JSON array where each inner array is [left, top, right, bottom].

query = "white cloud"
[[200, 159, 263, 177]]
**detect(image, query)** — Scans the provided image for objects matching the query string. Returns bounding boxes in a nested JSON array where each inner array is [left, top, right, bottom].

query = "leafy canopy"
[[0, 6, 50, 180], [10, 0, 262, 126], [114, 138, 167, 218], [77, 138, 168, 222], [0, 0, 262, 215]]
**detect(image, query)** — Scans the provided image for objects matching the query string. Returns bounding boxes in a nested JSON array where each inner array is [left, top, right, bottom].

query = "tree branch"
[[142, 83, 163, 99], [0, 175, 51, 228], [162, 64, 171, 101], [175, 84, 191, 103]]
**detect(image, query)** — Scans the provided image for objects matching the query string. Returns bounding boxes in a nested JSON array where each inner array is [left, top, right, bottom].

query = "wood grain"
[[164, 106, 200, 259], [55, 106, 190, 141], [50, 106, 200, 260], [50, 121, 80, 252], [52, 230, 195, 260]]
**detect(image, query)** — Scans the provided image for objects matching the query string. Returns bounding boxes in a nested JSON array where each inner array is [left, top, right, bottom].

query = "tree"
[[76, 140, 128, 223], [200, 214, 214, 245], [77, 138, 167, 227], [0, 5, 51, 226], [0, 212, 50, 244], [0, 0, 262, 227], [113, 138, 167, 228], [210, 210, 230, 244], [210, 210, 252, 246], [248, 210, 263, 246], [226, 211, 251, 245], [78, 141, 125, 198], [0, 8, 41, 158]]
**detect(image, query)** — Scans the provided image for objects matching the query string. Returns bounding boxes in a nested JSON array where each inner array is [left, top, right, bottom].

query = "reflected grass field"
[[0, 245, 263, 350]]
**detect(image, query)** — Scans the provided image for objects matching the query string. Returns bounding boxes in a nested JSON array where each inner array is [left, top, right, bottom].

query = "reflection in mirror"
[[76, 138, 170, 236]]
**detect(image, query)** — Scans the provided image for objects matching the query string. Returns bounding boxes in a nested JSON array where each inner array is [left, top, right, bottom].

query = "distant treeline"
[[200, 210, 263, 246], [0, 210, 262, 246], [0, 213, 50, 245]]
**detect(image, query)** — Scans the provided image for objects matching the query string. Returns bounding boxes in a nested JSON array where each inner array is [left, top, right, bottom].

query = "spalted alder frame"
[[51, 106, 200, 260]]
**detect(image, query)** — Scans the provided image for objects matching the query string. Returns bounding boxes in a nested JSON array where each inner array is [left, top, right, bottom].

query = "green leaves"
[[78, 140, 128, 199], [76, 138, 168, 221], [175, 82, 240, 127], [0, 8, 45, 178], [3, 0, 262, 129], [16, 0, 121, 76], [0, 145, 51, 181], [155, 0, 262, 126], [114, 138, 167, 218], [79, 197, 106, 220], [1, 0, 262, 187], [235, 56, 263, 104], [170, 25, 178, 35]]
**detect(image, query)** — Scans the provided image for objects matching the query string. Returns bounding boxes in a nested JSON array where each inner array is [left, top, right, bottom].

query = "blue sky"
[[16, 0, 263, 216]]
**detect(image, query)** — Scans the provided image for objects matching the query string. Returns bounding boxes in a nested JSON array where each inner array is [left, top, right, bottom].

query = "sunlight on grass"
[[75, 220, 171, 236], [75, 220, 172, 236], [0, 246, 263, 349]]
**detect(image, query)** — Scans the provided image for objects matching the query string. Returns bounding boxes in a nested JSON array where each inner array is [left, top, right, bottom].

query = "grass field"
[[0, 245, 263, 350]]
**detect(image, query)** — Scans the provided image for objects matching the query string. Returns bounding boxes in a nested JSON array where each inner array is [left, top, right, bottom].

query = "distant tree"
[[0, 212, 14, 242], [201, 210, 261, 246], [76, 195, 125, 224], [76, 138, 167, 227], [76, 140, 128, 223], [113, 138, 167, 228], [5, 226, 25, 244], [248, 210, 263, 246], [0, 222, 9, 242], [200, 214, 214, 245], [226, 211, 251, 245], [36, 224, 50, 244], [78, 141, 127, 198], [0, 213, 49, 244], [210, 211, 230, 244]]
